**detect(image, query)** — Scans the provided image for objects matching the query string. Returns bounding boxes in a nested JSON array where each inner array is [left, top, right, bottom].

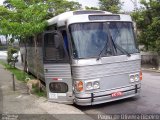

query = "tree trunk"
[[5, 35, 9, 64], [24, 38, 27, 73]]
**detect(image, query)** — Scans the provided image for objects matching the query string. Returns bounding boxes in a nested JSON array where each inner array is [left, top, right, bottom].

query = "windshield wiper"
[[96, 36, 130, 61], [97, 40, 108, 60], [110, 36, 131, 57], [109, 23, 131, 57], [115, 43, 131, 57], [97, 23, 131, 61]]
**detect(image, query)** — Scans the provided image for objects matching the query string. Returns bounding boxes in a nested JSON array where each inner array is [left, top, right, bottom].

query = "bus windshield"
[[69, 22, 139, 59]]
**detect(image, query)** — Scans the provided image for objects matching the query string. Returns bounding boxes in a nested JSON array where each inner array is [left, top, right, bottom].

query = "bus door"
[[43, 31, 73, 104]]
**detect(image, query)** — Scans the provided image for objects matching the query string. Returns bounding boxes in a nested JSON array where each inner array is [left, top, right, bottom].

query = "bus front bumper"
[[74, 84, 141, 106]]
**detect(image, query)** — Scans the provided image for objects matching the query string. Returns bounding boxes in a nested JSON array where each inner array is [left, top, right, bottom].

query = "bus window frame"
[[58, 26, 73, 63], [43, 30, 69, 63], [68, 21, 139, 59]]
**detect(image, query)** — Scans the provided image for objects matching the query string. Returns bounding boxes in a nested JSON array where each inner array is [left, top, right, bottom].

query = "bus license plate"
[[111, 91, 123, 97]]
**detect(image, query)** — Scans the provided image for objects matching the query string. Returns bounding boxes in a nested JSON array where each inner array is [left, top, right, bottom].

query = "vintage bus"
[[20, 10, 142, 106]]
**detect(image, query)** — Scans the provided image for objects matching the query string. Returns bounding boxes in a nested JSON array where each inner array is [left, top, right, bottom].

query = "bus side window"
[[44, 32, 68, 62], [62, 31, 69, 53]]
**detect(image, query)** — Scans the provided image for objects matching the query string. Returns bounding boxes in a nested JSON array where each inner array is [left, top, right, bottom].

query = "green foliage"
[[131, 0, 160, 53], [0, 0, 81, 37], [85, 6, 99, 10], [7, 46, 18, 63], [0, 0, 48, 37], [145, 17, 160, 52], [32, 85, 46, 97], [6, 37, 18, 64], [48, 0, 82, 16], [98, 0, 122, 13]]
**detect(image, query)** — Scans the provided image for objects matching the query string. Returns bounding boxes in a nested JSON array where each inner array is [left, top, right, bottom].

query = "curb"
[[142, 68, 160, 73]]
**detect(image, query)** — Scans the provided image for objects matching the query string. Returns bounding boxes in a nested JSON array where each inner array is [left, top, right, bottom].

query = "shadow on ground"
[[74, 97, 139, 112]]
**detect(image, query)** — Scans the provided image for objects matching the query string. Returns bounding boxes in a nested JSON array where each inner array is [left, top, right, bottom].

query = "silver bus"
[[20, 10, 142, 106]]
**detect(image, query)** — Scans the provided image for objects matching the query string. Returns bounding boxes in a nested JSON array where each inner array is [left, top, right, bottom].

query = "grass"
[[0, 60, 33, 82], [32, 86, 46, 97], [0, 60, 46, 97]]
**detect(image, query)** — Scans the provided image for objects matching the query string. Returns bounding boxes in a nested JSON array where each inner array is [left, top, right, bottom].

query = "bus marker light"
[[52, 78, 62, 81], [111, 91, 123, 97], [140, 71, 142, 80], [76, 81, 83, 92]]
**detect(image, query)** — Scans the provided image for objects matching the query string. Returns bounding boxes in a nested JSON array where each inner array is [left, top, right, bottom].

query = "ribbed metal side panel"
[[44, 64, 72, 79], [72, 60, 140, 80]]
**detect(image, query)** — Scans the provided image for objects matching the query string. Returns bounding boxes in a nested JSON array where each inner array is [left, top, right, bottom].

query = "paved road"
[[77, 71, 160, 117]]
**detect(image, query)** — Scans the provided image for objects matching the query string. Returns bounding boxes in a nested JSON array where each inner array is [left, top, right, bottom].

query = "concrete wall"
[[141, 52, 159, 68]]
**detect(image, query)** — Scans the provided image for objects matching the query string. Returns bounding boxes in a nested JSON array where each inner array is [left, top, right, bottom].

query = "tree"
[[0, 0, 81, 61], [85, 6, 99, 10], [131, 0, 160, 50], [98, 0, 122, 13], [131, 0, 160, 68], [47, 0, 81, 17], [0, 0, 82, 36]]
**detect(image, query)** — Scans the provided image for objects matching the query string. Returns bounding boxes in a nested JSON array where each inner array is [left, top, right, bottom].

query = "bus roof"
[[47, 10, 132, 27]]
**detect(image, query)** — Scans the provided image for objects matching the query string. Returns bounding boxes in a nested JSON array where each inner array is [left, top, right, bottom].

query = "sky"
[[68, 0, 143, 12], [0, 0, 4, 5], [0, 0, 142, 12]]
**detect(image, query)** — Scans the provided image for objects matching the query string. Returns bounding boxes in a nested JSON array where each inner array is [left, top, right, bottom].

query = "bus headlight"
[[130, 75, 135, 82], [135, 74, 139, 81], [85, 79, 100, 91], [86, 82, 93, 90], [129, 73, 140, 82], [93, 81, 100, 89]]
